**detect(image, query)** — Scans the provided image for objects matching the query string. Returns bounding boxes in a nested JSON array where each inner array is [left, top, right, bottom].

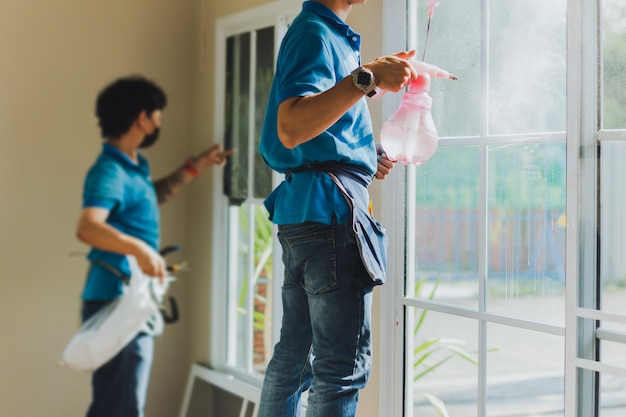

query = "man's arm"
[[153, 144, 236, 204], [277, 51, 418, 149], [76, 207, 166, 278]]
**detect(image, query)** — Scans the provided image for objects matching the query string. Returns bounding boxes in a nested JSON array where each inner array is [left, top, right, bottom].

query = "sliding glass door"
[[382, 1, 626, 416]]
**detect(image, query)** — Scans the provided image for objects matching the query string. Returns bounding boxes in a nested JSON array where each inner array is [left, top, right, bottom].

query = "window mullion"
[[478, 2, 489, 416], [244, 30, 258, 374], [565, 0, 600, 416]]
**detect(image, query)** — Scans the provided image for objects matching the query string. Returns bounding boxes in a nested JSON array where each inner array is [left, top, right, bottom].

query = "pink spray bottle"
[[379, 0, 457, 165], [379, 61, 457, 165]]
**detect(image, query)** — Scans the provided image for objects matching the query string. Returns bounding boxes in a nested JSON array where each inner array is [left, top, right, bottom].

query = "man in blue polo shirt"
[[76, 75, 234, 417], [257, 1, 418, 416]]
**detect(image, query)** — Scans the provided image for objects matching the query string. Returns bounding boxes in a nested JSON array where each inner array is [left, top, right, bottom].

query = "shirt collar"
[[102, 142, 147, 171], [303, 1, 359, 38]]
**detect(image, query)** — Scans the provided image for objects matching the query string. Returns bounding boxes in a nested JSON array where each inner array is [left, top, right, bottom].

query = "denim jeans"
[[81, 301, 154, 417], [257, 221, 375, 417]]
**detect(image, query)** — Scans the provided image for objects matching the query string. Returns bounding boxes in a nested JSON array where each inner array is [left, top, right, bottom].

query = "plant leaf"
[[416, 392, 451, 417]]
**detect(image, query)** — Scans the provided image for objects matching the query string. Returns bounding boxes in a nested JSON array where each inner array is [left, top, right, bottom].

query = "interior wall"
[[0, 1, 195, 416]]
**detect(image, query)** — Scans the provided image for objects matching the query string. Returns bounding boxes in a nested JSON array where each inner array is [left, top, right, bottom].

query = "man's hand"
[[193, 144, 236, 172], [375, 143, 395, 180], [76, 207, 166, 282], [364, 50, 419, 93], [133, 242, 167, 282]]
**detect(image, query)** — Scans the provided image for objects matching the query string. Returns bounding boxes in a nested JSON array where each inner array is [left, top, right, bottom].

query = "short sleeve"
[[82, 160, 125, 210], [276, 25, 335, 103]]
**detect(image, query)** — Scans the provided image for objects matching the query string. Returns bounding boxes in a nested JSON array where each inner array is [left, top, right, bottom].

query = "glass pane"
[[599, 373, 626, 416], [488, 0, 566, 135], [414, 146, 480, 308], [602, 0, 626, 129], [227, 205, 249, 369], [223, 33, 251, 205], [417, 0, 481, 138], [227, 203, 273, 373], [486, 143, 566, 324], [600, 141, 626, 316], [254, 26, 274, 199], [250, 204, 274, 373], [487, 324, 564, 416], [410, 309, 478, 417]]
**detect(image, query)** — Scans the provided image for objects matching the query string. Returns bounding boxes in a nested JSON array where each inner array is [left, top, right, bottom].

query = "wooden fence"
[[415, 209, 566, 281]]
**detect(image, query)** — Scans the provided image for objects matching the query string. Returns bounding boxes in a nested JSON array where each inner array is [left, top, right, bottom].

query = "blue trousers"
[[257, 221, 375, 417], [81, 301, 154, 417]]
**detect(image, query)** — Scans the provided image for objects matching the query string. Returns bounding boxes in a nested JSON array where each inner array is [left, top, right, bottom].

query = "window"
[[211, 1, 299, 382], [382, 0, 626, 416], [408, 1, 567, 415]]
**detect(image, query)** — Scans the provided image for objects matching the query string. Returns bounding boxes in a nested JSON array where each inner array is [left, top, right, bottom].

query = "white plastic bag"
[[59, 255, 161, 372]]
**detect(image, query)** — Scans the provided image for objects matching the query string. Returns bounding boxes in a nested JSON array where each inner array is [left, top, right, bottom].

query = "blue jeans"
[[257, 221, 375, 417], [81, 301, 154, 417]]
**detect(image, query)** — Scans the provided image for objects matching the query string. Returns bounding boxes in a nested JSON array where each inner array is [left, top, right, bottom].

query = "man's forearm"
[[77, 215, 147, 257], [153, 165, 195, 204]]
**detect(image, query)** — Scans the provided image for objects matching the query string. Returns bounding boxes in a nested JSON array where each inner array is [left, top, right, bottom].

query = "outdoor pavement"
[[411, 283, 626, 417]]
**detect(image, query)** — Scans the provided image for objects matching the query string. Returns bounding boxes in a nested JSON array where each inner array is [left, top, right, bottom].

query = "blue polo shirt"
[[259, 0, 377, 225], [80, 143, 160, 300]]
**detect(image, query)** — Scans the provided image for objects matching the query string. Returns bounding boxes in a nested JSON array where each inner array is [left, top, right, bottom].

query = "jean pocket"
[[280, 225, 337, 294]]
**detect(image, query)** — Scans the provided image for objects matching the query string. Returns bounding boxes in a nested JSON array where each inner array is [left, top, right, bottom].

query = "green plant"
[[233, 203, 274, 367], [412, 276, 479, 417], [236, 204, 273, 330]]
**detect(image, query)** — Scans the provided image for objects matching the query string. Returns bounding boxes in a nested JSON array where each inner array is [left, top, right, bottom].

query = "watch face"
[[357, 71, 372, 86]]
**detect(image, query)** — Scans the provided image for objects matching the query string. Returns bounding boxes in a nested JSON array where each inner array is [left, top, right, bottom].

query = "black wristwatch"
[[351, 66, 378, 97]]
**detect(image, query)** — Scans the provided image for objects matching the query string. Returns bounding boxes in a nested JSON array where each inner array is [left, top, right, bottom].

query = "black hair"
[[95, 75, 167, 139]]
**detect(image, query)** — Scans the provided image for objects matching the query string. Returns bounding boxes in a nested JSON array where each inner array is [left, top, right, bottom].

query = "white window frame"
[[210, 0, 300, 382]]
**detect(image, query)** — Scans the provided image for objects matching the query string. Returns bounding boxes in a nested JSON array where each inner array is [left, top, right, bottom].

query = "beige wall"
[[0, 0, 390, 416], [0, 0, 195, 416]]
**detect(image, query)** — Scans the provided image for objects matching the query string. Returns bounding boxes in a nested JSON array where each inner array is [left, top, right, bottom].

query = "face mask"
[[139, 127, 160, 148]]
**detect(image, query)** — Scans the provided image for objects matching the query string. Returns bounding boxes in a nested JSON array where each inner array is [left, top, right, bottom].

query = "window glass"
[[488, 1, 566, 135], [599, 141, 626, 317], [254, 27, 275, 199], [223, 33, 251, 205], [486, 142, 566, 324], [602, 0, 626, 129], [417, 0, 481, 138], [227, 203, 273, 372], [406, 1, 568, 415], [415, 146, 480, 308], [599, 373, 626, 417], [410, 309, 478, 417], [222, 26, 277, 375], [486, 324, 564, 417]]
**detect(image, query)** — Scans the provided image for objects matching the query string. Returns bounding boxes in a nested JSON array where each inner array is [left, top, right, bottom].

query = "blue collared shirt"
[[80, 143, 160, 300], [259, 0, 377, 225]]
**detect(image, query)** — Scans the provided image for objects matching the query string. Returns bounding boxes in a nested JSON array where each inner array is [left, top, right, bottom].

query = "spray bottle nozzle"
[[409, 60, 458, 81]]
